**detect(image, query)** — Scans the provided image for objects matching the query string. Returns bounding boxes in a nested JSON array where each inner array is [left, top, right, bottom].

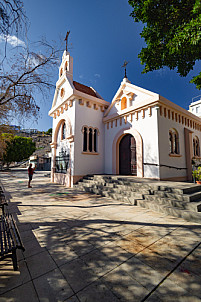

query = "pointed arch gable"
[[112, 127, 143, 177]]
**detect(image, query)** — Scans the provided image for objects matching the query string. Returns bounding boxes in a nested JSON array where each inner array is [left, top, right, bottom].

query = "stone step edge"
[[136, 199, 201, 224]]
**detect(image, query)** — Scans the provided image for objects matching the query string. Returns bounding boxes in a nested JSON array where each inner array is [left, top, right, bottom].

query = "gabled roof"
[[104, 78, 159, 117], [73, 81, 100, 98]]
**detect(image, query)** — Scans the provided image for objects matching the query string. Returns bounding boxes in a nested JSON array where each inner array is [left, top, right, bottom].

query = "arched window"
[[94, 129, 97, 152], [169, 131, 173, 154], [60, 68, 63, 77], [193, 136, 200, 157], [121, 97, 127, 110], [89, 128, 93, 152], [169, 129, 179, 154], [61, 123, 66, 140], [82, 126, 99, 153], [65, 61, 68, 71], [83, 127, 87, 152]]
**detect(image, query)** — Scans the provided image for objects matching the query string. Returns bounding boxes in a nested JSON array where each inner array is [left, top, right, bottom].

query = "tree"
[[0, 42, 60, 123], [128, 0, 201, 89], [0, 0, 26, 37], [0, 124, 13, 158], [1, 135, 36, 167], [46, 128, 52, 135], [0, 1, 62, 145]]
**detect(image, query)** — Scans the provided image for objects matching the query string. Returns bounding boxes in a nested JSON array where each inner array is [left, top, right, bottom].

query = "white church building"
[[48, 50, 201, 187]]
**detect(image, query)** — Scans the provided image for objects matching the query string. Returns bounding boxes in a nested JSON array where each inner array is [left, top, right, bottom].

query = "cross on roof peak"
[[122, 60, 129, 78]]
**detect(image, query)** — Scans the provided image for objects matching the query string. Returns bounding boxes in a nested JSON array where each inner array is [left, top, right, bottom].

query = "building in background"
[[29, 153, 51, 171], [189, 95, 201, 118]]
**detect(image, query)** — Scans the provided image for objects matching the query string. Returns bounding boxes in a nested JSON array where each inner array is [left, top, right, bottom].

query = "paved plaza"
[[0, 169, 201, 302]]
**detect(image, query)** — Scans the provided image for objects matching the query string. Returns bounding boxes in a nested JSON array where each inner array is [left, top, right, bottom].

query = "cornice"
[[103, 99, 159, 123]]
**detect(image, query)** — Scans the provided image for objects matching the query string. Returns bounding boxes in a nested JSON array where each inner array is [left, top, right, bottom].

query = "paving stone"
[[135, 247, 176, 272], [26, 250, 57, 279], [168, 266, 201, 298], [0, 281, 39, 302], [22, 238, 45, 258], [102, 267, 149, 301], [60, 258, 98, 293], [0, 259, 31, 295], [145, 292, 163, 302], [98, 241, 133, 264], [47, 243, 78, 266], [19, 229, 37, 243], [68, 238, 96, 257], [116, 236, 146, 254], [154, 278, 201, 302], [81, 248, 118, 276], [77, 280, 119, 302], [118, 256, 167, 291], [177, 253, 201, 277], [33, 268, 74, 301], [64, 296, 80, 302]]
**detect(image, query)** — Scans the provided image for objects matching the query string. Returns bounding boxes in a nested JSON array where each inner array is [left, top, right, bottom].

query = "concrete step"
[[137, 199, 201, 224], [156, 198, 201, 212], [159, 184, 201, 195], [153, 190, 201, 203], [75, 175, 201, 223]]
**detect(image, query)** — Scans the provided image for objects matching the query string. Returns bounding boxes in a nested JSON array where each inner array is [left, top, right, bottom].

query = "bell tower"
[[59, 31, 73, 83]]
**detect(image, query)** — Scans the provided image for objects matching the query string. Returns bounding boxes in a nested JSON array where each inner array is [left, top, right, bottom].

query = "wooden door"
[[119, 134, 137, 175]]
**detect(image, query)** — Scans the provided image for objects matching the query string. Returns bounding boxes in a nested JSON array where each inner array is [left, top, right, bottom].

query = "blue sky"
[[3, 0, 201, 130]]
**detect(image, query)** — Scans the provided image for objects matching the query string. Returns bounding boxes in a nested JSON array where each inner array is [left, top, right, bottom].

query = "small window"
[[196, 106, 199, 113], [60, 68, 63, 77], [60, 88, 65, 98], [65, 61, 68, 71], [121, 97, 127, 110]]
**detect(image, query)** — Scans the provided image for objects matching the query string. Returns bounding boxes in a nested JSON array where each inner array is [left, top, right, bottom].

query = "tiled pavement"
[[0, 169, 201, 302]]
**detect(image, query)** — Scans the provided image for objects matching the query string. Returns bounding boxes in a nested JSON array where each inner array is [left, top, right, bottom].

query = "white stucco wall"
[[158, 113, 201, 179], [109, 91, 155, 116], [104, 106, 160, 178], [158, 114, 186, 179], [73, 100, 105, 176]]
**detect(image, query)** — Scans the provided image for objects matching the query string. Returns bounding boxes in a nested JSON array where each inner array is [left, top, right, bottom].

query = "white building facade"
[[49, 50, 201, 186]]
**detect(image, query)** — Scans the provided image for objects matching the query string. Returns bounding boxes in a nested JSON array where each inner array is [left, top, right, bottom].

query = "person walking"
[[28, 163, 36, 188]]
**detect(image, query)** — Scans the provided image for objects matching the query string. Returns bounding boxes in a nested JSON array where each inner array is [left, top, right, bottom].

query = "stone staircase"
[[75, 175, 201, 224]]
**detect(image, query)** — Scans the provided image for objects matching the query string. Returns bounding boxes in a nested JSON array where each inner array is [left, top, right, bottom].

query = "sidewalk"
[[0, 170, 201, 302]]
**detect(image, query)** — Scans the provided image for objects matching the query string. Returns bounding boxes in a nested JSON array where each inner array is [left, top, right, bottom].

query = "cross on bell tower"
[[64, 30, 70, 52]]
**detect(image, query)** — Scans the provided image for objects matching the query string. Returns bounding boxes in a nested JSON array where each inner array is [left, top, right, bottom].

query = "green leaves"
[[2, 135, 36, 166], [129, 0, 201, 89]]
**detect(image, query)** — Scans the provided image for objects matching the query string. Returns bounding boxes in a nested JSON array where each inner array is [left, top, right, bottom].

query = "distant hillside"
[[17, 132, 52, 158]]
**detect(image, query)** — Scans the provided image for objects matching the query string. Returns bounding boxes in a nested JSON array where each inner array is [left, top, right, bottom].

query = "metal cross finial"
[[64, 30, 70, 52], [122, 60, 129, 78]]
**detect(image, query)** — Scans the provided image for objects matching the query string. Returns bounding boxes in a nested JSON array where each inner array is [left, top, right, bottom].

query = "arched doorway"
[[119, 134, 137, 175]]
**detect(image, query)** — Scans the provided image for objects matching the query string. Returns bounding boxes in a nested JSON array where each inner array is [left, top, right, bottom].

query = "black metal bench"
[[0, 192, 8, 215], [0, 213, 25, 270]]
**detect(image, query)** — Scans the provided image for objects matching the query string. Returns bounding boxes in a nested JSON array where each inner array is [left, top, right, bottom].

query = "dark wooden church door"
[[119, 134, 137, 175]]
